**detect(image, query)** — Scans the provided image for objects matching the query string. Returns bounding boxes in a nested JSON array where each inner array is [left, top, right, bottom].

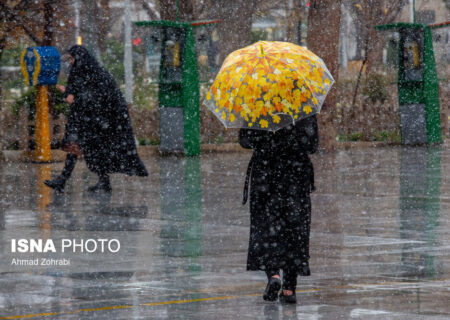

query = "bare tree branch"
[[140, 0, 159, 20], [12, 0, 33, 12], [386, 0, 409, 23], [0, 1, 43, 45], [194, 0, 217, 20], [350, 0, 408, 109], [42, 0, 54, 45], [254, 0, 287, 15]]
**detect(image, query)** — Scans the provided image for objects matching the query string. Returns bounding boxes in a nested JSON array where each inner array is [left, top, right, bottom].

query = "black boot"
[[279, 288, 296, 304], [44, 154, 78, 193], [88, 174, 112, 193], [263, 276, 281, 301], [44, 175, 67, 193]]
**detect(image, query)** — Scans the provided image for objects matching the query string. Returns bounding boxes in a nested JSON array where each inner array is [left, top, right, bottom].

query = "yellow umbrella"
[[204, 41, 334, 130]]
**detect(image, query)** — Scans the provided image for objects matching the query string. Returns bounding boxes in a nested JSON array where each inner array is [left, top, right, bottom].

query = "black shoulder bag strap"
[[242, 153, 255, 205]]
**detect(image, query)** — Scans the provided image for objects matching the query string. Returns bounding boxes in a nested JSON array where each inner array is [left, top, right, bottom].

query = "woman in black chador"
[[45, 45, 148, 193], [239, 115, 318, 303]]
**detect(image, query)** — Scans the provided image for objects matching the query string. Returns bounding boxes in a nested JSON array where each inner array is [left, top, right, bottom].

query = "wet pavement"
[[0, 146, 449, 319]]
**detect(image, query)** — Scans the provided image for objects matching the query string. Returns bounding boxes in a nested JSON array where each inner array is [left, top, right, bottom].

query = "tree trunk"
[[212, 0, 258, 66], [165, 0, 257, 66], [159, 0, 195, 21], [159, 0, 176, 20], [43, 0, 54, 116], [350, 0, 405, 110], [364, 2, 384, 73], [306, 0, 342, 151], [0, 39, 5, 110], [364, 0, 407, 73], [141, 0, 159, 20], [42, 0, 54, 46], [98, 0, 111, 52]]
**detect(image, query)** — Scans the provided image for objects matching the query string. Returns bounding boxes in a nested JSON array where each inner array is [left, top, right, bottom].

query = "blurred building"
[[250, 1, 309, 46], [338, 0, 450, 77]]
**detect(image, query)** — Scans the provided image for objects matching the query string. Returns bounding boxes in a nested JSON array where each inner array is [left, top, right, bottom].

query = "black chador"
[[239, 115, 318, 298], [45, 46, 147, 193]]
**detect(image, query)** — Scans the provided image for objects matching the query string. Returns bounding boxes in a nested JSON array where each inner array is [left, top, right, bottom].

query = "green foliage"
[[133, 73, 158, 109], [337, 133, 363, 141], [213, 134, 224, 144], [338, 130, 401, 142], [102, 38, 125, 84], [349, 132, 364, 141], [362, 73, 390, 104], [101, 38, 146, 85], [7, 141, 19, 150], [373, 130, 401, 142], [0, 44, 26, 66], [3, 78, 25, 90], [138, 137, 160, 145], [11, 86, 68, 118], [373, 130, 390, 141], [250, 29, 269, 43]]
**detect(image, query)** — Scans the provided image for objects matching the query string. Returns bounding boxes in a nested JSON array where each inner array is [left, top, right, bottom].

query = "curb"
[[2, 141, 446, 162], [338, 141, 402, 149], [135, 144, 251, 156], [2, 150, 67, 163], [200, 143, 251, 153], [0, 144, 249, 162]]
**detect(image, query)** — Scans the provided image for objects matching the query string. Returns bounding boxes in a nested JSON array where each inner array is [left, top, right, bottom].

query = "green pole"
[[135, 20, 216, 155], [184, 157, 202, 272], [423, 146, 441, 277], [400, 147, 441, 278], [423, 26, 442, 143], [183, 25, 201, 156], [176, 0, 180, 21]]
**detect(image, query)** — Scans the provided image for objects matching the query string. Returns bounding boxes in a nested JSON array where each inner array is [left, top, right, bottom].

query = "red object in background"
[[132, 38, 142, 46], [306, 2, 310, 7]]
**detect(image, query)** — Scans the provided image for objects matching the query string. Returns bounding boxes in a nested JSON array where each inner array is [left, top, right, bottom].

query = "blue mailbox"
[[21, 46, 61, 86]]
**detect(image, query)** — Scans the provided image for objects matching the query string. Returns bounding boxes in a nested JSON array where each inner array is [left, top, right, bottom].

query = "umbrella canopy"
[[204, 41, 334, 130]]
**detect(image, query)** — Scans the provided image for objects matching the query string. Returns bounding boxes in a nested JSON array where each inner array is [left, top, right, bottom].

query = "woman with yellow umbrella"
[[205, 41, 333, 303]]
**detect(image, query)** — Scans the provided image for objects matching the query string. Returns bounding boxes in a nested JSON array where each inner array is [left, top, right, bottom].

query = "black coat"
[[63, 46, 148, 177], [239, 115, 318, 275]]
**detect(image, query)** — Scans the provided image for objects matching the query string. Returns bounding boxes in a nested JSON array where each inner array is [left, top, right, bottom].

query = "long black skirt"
[[246, 155, 312, 276]]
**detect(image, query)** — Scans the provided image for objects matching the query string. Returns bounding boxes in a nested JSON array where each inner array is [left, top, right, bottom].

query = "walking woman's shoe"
[[88, 180, 112, 193], [279, 289, 297, 304], [44, 175, 66, 193], [263, 276, 281, 301], [88, 176, 112, 193]]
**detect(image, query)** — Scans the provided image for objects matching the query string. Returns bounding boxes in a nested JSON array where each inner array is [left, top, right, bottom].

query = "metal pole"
[[124, 0, 133, 103], [74, 0, 80, 44], [35, 85, 51, 162], [410, 0, 415, 23], [36, 164, 51, 232], [87, 0, 93, 52], [183, 26, 200, 156]]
